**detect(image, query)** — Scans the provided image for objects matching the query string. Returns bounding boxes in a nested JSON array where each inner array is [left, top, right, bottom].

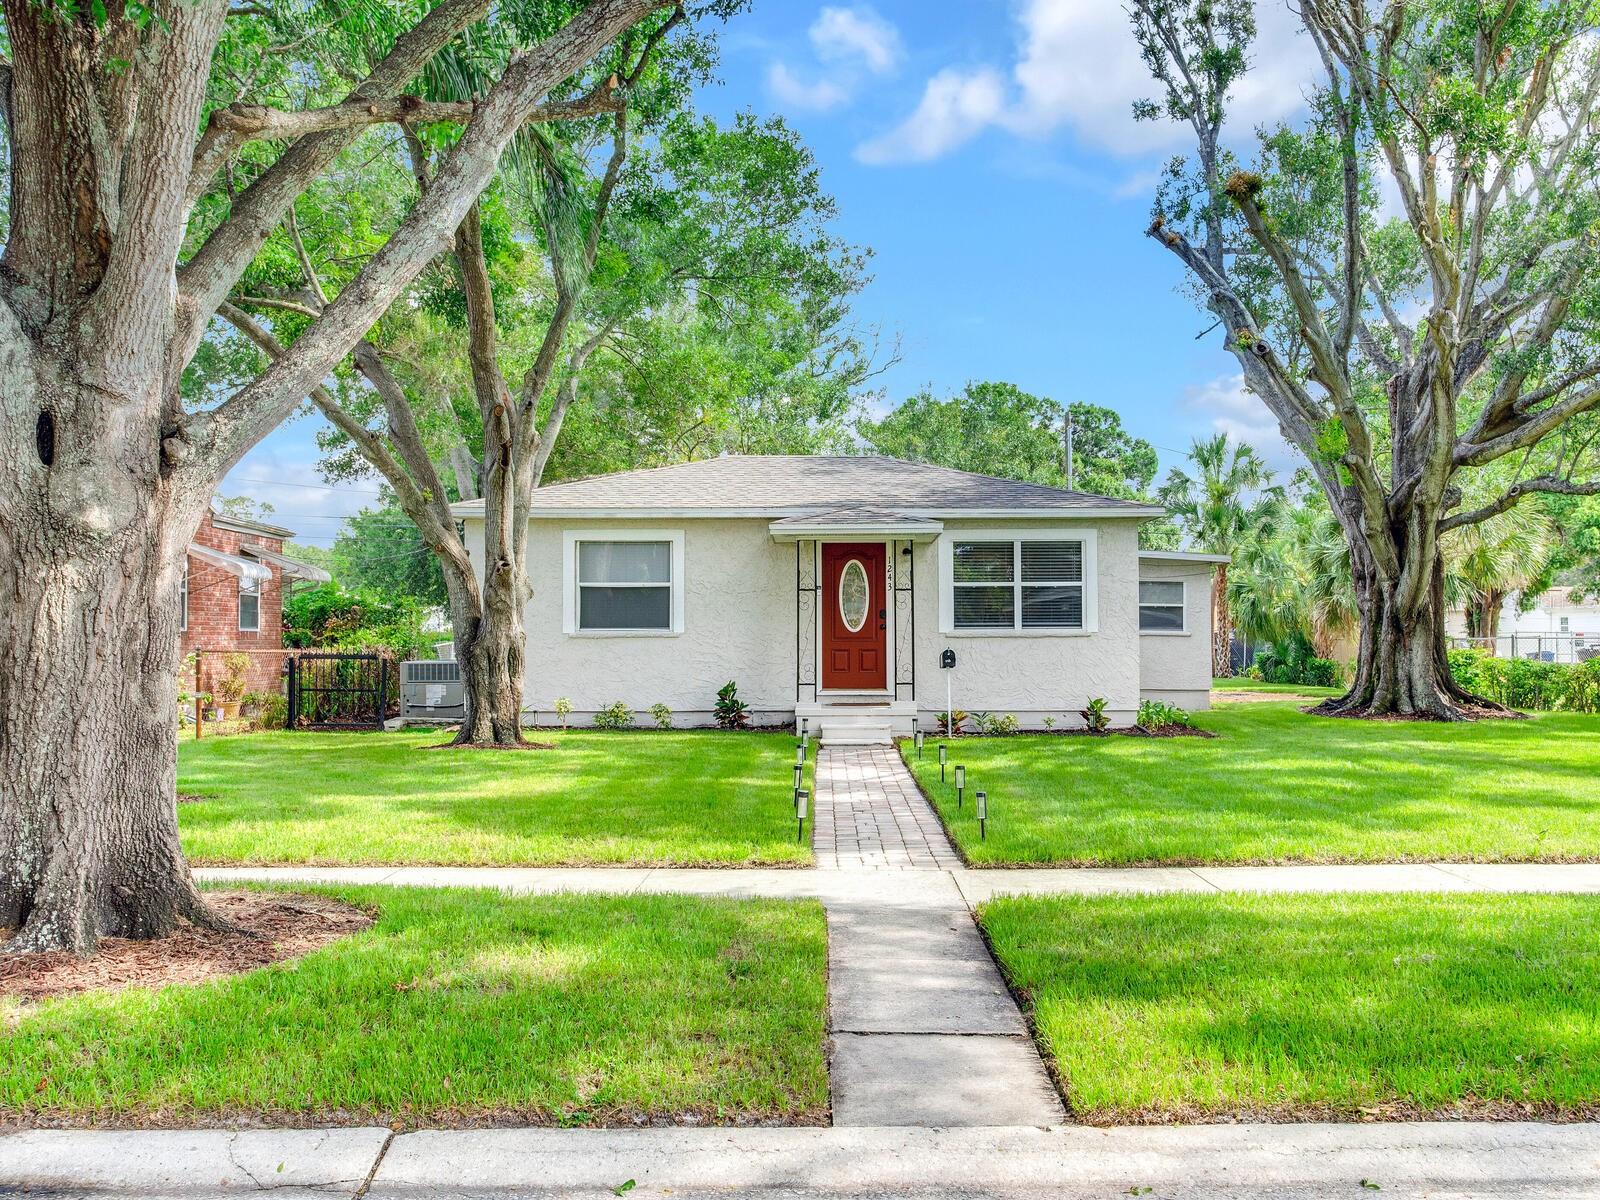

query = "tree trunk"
[[0, 482, 218, 953], [450, 571, 527, 745], [1211, 563, 1232, 677], [1313, 551, 1506, 721]]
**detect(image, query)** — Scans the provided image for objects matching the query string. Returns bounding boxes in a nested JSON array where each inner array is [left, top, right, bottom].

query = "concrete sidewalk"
[[195, 860, 1600, 901], [6, 1123, 1599, 1199]]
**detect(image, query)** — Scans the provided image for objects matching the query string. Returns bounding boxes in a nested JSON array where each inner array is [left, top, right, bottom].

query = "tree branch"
[[216, 301, 467, 570], [1439, 475, 1600, 533], [188, 85, 625, 202], [183, 0, 670, 482], [175, 0, 493, 363]]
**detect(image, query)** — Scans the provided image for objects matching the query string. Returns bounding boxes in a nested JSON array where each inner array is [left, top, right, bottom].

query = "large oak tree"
[[1134, 0, 1600, 717], [0, 0, 693, 953]]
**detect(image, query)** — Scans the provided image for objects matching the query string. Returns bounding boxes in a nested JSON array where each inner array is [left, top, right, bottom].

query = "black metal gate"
[[287, 652, 389, 730]]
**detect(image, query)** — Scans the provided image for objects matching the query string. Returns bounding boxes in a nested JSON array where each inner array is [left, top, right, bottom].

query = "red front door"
[[822, 542, 887, 690]]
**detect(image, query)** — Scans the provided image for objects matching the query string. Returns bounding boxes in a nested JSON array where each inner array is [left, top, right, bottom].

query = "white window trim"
[[937, 528, 1099, 636], [1139, 577, 1188, 635], [562, 528, 685, 637], [238, 576, 261, 633]]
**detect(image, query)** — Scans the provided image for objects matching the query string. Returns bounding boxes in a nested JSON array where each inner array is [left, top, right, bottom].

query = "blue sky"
[[225, 0, 1319, 546]]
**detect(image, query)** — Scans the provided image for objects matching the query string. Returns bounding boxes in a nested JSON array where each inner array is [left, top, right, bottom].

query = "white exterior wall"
[[913, 519, 1143, 728], [1138, 559, 1216, 710], [465, 513, 1149, 728]]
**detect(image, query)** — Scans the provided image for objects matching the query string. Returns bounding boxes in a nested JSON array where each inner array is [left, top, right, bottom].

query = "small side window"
[[238, 577, 261, 632], [1139, 580, 1185, 632]]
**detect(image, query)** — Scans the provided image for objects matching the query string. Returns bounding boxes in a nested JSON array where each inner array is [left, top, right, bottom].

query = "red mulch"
[[0, 891, 373, 1004]]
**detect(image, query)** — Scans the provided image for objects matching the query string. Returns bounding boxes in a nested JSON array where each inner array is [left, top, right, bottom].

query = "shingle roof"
[[451, 456, 1160, 518]]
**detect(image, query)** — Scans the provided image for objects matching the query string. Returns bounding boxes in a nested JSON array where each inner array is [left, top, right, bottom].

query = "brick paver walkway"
[[811, 746, 961, 871]]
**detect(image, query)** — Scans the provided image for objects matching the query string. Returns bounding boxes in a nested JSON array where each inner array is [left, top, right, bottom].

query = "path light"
[[797, 743, 807, 766], [976, 790, 988, 840], [794, 762, 804, 796], [955, 764, 965, 810], [914, 729, 924, 758], [938, 744, 947, 782], [795, 788, 809, 843]]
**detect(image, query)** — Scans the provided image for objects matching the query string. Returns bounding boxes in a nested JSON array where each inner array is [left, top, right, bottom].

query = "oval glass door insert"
[[839, 559, 869, 632]]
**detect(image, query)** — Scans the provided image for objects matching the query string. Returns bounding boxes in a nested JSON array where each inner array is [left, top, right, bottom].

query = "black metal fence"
[[287, 652, 391, 730]]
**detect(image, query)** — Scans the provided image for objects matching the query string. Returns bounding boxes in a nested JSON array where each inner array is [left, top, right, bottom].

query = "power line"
[[226, 476, 386, 495]]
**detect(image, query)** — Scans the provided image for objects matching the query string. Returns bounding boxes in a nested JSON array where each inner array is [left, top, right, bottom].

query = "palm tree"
[[1159, 435, 1284, 675], [1443, 475, 1558, 643], [1229, 499, 1357, 661]]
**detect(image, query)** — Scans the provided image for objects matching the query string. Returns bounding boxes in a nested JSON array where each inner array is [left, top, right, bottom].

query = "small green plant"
[[593, 701, 635, 731], [974, 711, 1019, 735], [935, 709, 969, 735], [1080, 697, 1110, 734], [215, 652, 250, 705], [714, 681, 750, 729], [554, 697, 573, 729], [649, 702, 674, 730], [1136, 699, 1193, 731], [1042, 716, 1057, 731], [258, 693, 289, 730]]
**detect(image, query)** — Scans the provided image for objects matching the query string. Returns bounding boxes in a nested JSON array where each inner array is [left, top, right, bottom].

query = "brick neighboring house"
[[181, 507, 330, 697]]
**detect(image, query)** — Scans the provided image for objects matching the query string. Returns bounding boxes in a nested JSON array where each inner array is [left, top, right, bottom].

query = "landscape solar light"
[[914, 728, 924, 758], [955, 764, 966, 810], [938, 743, 947, 782], [976, 790, 988, 839], [795, 788, 809, 843], [794, 762, 804, 795], [797, 742, 807, 766]]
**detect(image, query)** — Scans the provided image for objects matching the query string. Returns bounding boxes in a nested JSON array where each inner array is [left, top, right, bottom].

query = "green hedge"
[[1449, 648, 1600, 713]]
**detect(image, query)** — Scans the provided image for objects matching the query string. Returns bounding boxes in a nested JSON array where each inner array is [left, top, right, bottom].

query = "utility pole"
[[1063, 406, 1075, 489]]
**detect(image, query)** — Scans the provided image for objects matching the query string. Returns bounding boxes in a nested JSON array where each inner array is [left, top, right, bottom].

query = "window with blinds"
[[952, 539, 1085, 630], [577, 540, 672, 630]]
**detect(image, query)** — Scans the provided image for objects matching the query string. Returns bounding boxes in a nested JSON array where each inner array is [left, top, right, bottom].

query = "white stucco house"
[[454, 455, 1223, 741]]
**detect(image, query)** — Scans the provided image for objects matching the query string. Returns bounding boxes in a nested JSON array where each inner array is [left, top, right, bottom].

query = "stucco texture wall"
[[473, 514, 1154, 728], [497, 517, 799, 725], [914, 520, 1143, 726], [1138, 558, 1216, 709]]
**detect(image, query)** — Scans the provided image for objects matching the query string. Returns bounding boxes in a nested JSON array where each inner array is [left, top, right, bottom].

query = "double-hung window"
[[238, 576, 260, 632], [951, 539, 1086, 631], [1139, 580, 1185, 632], [576, 540, 673, 631]]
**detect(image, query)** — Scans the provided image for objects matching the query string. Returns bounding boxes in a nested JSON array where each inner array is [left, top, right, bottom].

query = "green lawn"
[[904, 702, 1600, 865], [178, 729, 812, 866], [3, 888, 828, 1126], [1211, 676, 1342, 696], [980, 893, 1600, 1122]]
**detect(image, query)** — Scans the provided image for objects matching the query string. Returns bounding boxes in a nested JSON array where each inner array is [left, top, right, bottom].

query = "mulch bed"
[[420, 740, 558, 751], [0, 891, 373, 1004]]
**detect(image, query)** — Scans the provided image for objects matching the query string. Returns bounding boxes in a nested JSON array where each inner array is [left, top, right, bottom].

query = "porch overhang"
[[242, 542, 333, 583], [187, 543, 273, 583], [768, 508, 944, 543]]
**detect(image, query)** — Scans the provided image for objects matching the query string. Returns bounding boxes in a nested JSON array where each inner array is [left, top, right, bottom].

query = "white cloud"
[[810, 5, 902, 74], [767, 62, 851, 112], [854, 67, 1008, 165], [1184, 372, 1303, 477], [857, 0, 1322, 165], [766, 5, 904, 116]]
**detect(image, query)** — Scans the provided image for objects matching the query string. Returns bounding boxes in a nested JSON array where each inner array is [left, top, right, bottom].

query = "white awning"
[[768, 508, 944, 543], [188, 542, 273, 583], [242, 543, 333, 583]]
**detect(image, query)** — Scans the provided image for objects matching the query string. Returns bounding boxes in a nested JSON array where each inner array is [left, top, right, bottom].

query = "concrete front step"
[[819, 721, 894, 745]]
